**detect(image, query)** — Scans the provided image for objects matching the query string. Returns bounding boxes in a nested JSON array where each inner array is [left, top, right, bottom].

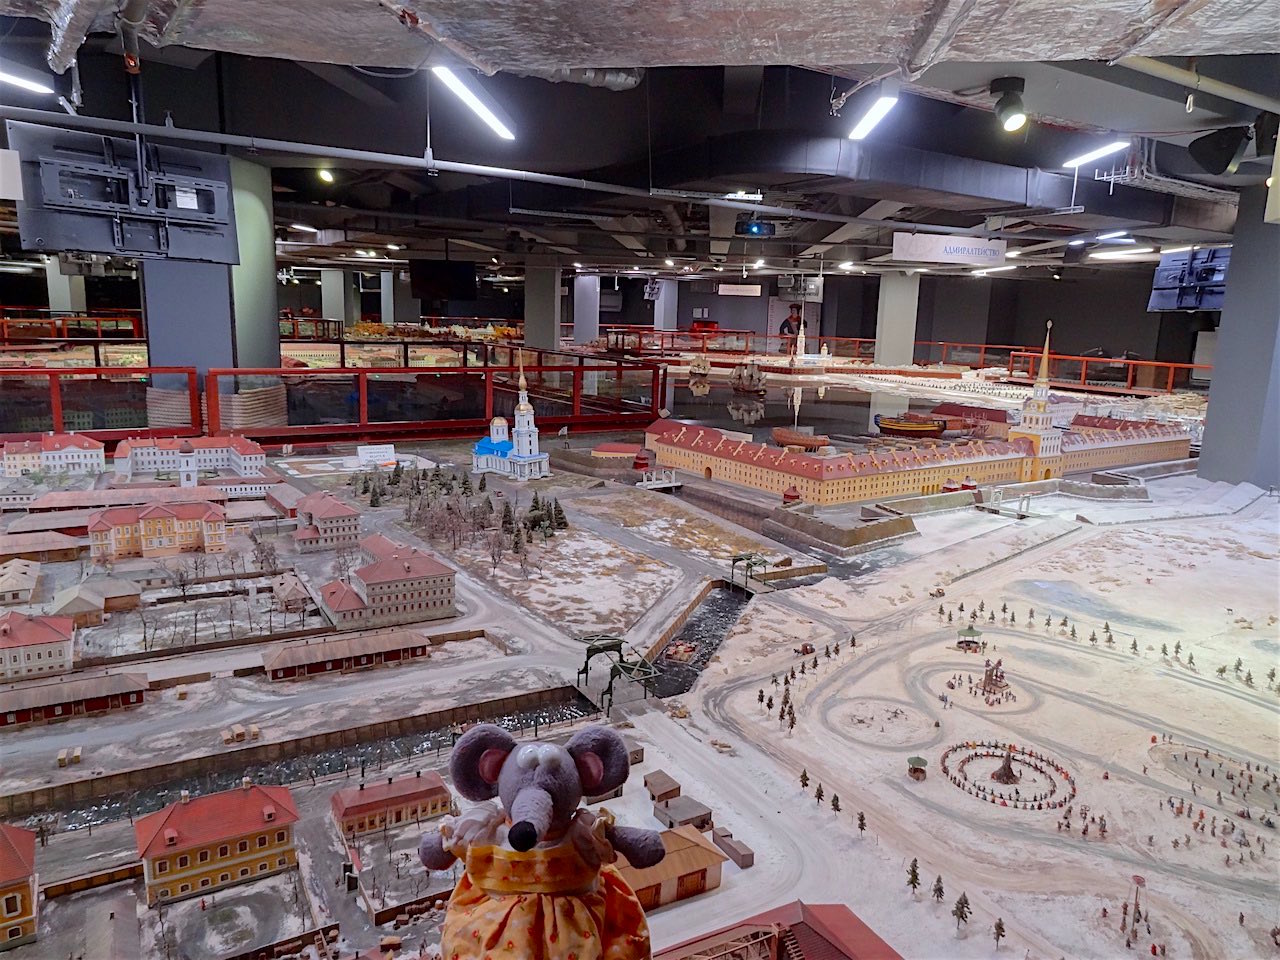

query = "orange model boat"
[[874, 413, 947, 438], [771, 427, 830, 450]]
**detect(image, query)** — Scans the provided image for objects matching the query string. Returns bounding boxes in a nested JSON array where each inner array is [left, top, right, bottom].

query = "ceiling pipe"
[[0, 103, 1070, 242], [516, 67, 644, 91], [1113, 57, 1280, 115]]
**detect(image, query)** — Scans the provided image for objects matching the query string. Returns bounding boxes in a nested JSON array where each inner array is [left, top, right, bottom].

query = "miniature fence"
[[42, 862, 144, 899], [221, 921, 340, 960], [75, 623, 333, 671], [0, 686, 588, 817]]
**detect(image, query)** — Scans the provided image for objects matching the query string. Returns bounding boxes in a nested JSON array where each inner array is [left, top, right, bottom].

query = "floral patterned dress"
[[436, 803, 652, 960]]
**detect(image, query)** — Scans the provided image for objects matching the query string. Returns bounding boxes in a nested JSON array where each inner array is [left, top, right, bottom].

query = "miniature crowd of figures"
[[1102, 902, 1167, 955], [1056, 803, 1107, 839], [945, 671, 1018, 707], [939, 742, 1076, 811], [1159, 738, 1279, 825]]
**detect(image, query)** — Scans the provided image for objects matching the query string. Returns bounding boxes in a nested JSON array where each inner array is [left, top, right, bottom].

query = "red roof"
[[650, 422, 1030, 481], [134, 784, 298, 859], [33, 487, 226, 511], [298, 491, 360, 520], [331, 772, 450, 820], [41, 434, 104, 452], [657, 901, 902, 960], [2, 441, 39, 455], [0, 824, 36, 886], [0, 612, 75, 649], [116, 436, 264, 457], [320, 580, 367, 612], [356, 549, 453, 584], [359, 533, 401, 559], [88, 500, 224, 530]]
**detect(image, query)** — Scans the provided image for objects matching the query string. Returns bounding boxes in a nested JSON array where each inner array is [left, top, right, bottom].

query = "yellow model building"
[[87, 501, 228, 561], [0, 825, 37, 951], [134, 780, 299, 906], [647, 326, 1189, 505]]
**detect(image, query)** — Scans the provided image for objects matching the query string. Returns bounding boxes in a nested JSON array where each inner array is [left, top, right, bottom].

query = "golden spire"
[[1037, 320, 1053, 384], [518, 350, 528, 392]]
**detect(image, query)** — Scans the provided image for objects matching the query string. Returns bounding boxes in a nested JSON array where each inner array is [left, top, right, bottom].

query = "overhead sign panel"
[[892, 232, 1006, 266]]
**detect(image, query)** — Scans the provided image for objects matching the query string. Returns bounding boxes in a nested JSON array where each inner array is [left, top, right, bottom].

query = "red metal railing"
[[1008, 351, 1211, 394], [0, 312, 143, 340], [278, 317, 345, 340], [205, 348, 663, 442], [0, 366, 201, 442]]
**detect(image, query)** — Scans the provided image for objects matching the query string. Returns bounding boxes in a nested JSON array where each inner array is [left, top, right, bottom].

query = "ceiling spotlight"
[[289, 223, 318, 233], [848, 78, 900, 141], [386, 243, 402, 251], [317, 169, 335, 183], [990, 77, 1027, 133], [664, 259, 675, 266], [491, 257, 499, 264], [1052, 272, 1062, 280], [713, 265, 724, 272], [1096, 230, 1128, 241], [1062, 140, 1129, 169], [0, 66, 54, 95], [572, 262, 583, 268], [838, 261, 855, 271], [430, 65, 516, 141], [1006, 250, 1022, 258]]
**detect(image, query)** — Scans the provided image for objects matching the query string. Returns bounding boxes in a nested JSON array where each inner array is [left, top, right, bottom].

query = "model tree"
[[788, 714, 796, 735], [766, 695, 773, 711], [552, 499, 569, 529], [1174, 640, 1181, 657], [800, 661, 807, 676], [824, 644, 831, 659], [947, 611, 954, 623], [989, 611, 996, 622], [1245, 670, 1254, 686], [814, 784, 824, 804], [906, 858, 921, 895], [1187, 653, 1195, 667], [389, 462, 404, 486], [1070, 625, 1077, 640], [1028, 608, 1035, 620], [369, 486, 382, 508], [478, 474, 487, 492], [831, 794, 840, 812], [958, 602, 965, 613], [486, 528, 506, 574], [1234, 657, 1243, 673], [857, 812, 866, 837], [1161, 643, 1168, 657], [993, 917, 1006, 950], [1009, 611, 1016, 624], [1131, 639, 1139, 654], [952, 892, 971, 932], [790, 666, 796, 680], [758, 689, 765, 709], [833, 640, 841, 655], [978, 600, 985, 612], [938, 604, 945, 617], [460, 473, 473, 496], [501, 501, 515, 533], [1269, 667, 1277, 686], [799, 769, 809, 790], [812, 656, 819, 670], [932, 876, 945, 903], [1001, 602, 1008, 614], [1045, 616, 1051, 628]]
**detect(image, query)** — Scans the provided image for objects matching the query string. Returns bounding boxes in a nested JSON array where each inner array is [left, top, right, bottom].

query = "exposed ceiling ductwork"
[[2, 0, 1276, 75]]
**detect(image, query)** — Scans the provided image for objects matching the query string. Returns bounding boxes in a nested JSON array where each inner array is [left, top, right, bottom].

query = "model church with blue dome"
[[472, 356, 551, 481]]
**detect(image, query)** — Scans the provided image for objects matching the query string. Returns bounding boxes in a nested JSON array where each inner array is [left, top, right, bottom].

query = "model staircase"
[[779, 929, 806, 960]]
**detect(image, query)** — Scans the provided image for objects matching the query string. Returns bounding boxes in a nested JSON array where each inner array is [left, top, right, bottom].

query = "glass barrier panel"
[[344, 343, 405, 368], [101, 343, 150, 368], [0, 375, 55, 433], [408, 343, 467, 368], [58, 372, 155, 431], [280, 343, 342, 368], [365, 371, 486, 424]]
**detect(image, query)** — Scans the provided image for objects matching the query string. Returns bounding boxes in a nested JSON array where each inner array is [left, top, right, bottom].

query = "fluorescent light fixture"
[[664, 259, 675, 266], [753, 259, 765, 268], [837, 261, 855, 271], [1096, 230, 1128, 241], [386, 243, 402, 251], [1063, 140, 1128, 169], [973, 265, 1018, 276], [713, 265, 724, 272], [317, 169, 335, 183], [431, 65, 515, 140], [848, 78, 900, 141], [289, 223, 318, 233], [1006, 250, 1021, 257], [1160, 245, 1192, 255], [0, 264, 36, 274], [1067, 240, 1087, 247], [0, 67, 54, 96], [724, 189, 764, 201], [1090, 247, 1154, 260], [572, 262, 583, 269]]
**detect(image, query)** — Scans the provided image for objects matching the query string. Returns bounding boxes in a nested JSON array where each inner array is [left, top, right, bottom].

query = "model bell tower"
[[1008, 321, 1064, 480], [511, 353, 540, 460]]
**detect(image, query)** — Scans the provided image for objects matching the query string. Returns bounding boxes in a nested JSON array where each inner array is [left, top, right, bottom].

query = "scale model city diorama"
[[0, 328, 1273, 960]]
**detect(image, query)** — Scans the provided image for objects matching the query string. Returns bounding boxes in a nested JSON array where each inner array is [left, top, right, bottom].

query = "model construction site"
[[0, 337, 1273, 960]]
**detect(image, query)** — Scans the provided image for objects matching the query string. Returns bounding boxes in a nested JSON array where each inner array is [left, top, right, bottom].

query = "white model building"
[[471, 357, 551, 482], [113, 437, 266, 481], [0, 612, 74, 680], [2, 434, 105, 478]]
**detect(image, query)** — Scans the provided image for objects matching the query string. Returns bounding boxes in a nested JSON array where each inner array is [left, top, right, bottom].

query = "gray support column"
[[1198, 186, 1280, 488], [873, 272, 921, 366], [392, 270, 421, 325], [572, 275, 601, 344], [653, 279, 678, 330], [523, 266, 561, 349], [380, 271, 395, 326], [320, 270, 353, 325], [45, 263, 86, 313], [142, 260, 235, 381], [228, 157, 280, 368]]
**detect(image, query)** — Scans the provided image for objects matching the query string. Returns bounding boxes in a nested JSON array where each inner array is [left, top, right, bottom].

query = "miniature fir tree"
[[978, 600, 985, 612], [958, 602, 965, 613], [1060, 616, 1068, 627], [831, 794, 840, 812], [361, 476, 371, 494], [1269, 667, 1277, 685], [856, 812, 867, 837], [947, 611, 954, 623], [478, 474, 487, 492], [1028, 608, 1034, 619], [758, 689, 765, 708], [800, 661, 807, 676], [552, 499, 569, 529], [512, 525, 524, 554], [1234, 657, 1243, 672], [1009, 611, 1016, 624], [993, 917, 1006, 949], [1131, 639, 1139, 654], [932, 876, 945, 903], [971, 610, 978, 622], [833, 640, 841, 655], [784, 674, 791, 687], [369, 486, 382, 508], [1162, 643, 1168, 657], [1187, 653, 1195, 667], [906, 858, 920, 894], [1070, 625, 1077, 639], [938, 603, 945, 617], [1174, 640, 1181, 656], [1045, 616, 1051, 628], [814, 784, 824, 804], [799, 769, 809, 789], [1089, 630, 1098, 644], [989, 611, 996, 622], [766, 695, 773, 711], [812, 656, 818, 670], [1103, 620, 1110, 633], [824, 644, 831, 659], [501, 501, 515, 533], [788, 714, 796, 734], [460, 473, 473, 496], [1245, 670, 1253, 686], [530, 492, 541, 513], [952, 892, 971, 931], [1001, 602, 1008, 614], [389, 462, 403, 485], [790, 666, 796, 680]]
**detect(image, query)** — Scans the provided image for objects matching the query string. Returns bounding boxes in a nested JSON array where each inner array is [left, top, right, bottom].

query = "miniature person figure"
[[419, 724, 666, 960]]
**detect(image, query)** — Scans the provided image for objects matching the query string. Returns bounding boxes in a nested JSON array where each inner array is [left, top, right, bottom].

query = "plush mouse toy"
[[419, 724, 666, 960]]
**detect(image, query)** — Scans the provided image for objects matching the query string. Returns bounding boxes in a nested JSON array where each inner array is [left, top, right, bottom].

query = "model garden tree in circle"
[[1162, 643, 1169, 657], [993, 917, 1006, 950], [758, 689, 765, 709], [857, 812, 866, 837], [766, 695, 774, 711], [1070, 625, 1078, 640], [932, 876, 945, 903], [906, 857, 921, 896], [478, 474, 487, 492], [952, 892, 971, 932]]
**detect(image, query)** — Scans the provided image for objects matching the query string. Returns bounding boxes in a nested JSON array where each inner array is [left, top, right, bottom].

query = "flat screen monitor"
[[1148, 247, 1230, 312]]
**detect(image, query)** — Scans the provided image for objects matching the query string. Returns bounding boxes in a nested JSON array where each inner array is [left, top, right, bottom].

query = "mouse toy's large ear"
[[450, 724, 516, 800], [565, 726, 630, 796]]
